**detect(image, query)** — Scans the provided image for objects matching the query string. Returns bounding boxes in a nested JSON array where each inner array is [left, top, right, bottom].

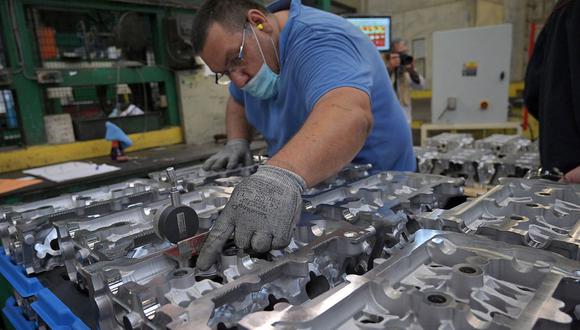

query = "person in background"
[[524, 0, 580, 183], [192, 0, 415, 271], [386, 38, 425, 125]]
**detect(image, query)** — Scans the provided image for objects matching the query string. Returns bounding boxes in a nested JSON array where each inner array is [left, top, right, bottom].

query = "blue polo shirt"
[[229, 0, 415, 171]]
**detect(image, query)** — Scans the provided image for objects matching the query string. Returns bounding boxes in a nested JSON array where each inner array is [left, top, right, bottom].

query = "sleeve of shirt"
[[229, 83, 245, 106], [288, 24, 373, 112]]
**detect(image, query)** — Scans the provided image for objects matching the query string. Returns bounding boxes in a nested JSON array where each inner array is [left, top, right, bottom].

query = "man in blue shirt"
[[192, 0, 415, 271]]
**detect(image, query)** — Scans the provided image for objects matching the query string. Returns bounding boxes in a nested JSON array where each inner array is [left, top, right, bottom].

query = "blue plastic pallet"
[[0, 250, 90, 330], [2, 296, 35, 330]]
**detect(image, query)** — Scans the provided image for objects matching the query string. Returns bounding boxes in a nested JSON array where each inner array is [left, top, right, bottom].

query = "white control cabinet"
[[431, 24, 512, 123]]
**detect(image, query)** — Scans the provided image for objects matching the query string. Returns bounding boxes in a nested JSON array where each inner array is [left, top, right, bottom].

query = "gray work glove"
[[203, 139, 253, 171], [196, 165, 306, 271]]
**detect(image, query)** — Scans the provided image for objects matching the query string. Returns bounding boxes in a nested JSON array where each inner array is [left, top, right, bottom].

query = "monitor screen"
[[344, 16, 391, 52]]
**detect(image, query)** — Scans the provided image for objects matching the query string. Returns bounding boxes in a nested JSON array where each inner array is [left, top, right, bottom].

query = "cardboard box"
[[44, 114, 75, 144]]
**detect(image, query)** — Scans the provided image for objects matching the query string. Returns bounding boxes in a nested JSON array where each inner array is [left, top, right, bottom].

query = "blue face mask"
[[242, 25, 280, 99]]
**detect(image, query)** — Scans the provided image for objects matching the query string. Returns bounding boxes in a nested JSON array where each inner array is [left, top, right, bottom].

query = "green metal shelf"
[[0, 0, 189, 145]]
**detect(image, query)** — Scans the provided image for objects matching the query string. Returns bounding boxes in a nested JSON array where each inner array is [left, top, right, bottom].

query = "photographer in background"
[[387, 38, 425, 124]]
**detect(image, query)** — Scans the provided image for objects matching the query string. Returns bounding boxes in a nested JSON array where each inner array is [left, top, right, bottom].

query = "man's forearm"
[[226, 96, 253, 141], [267, 87, 373, 187]]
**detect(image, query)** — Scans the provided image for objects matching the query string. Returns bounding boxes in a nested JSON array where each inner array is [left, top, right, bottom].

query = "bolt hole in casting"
[[526, 203, 540, 208], [459, 266, 477, 274], [49, 238, 59, 250], [427, 294, 448, 304], [263, 294, 289, 311], [173, 269, 188, 277], [305, 271, 330, 300], [359, 314, 384, 324]]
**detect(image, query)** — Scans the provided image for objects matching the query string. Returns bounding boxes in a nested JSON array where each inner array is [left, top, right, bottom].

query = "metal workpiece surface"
[[6, 185, 232, 276], [419, 178, 580, 260], [153, 223, 382, 330], [239, 230, 580, 330], [303, 171, 465, 220], [4, 166, 580, 330], [148, 163, 260, 191], [433, 147, 498, 185], [0, 163, 371, 277], [474, 134, 538, 156], [149, 162, 372, 195], [416, 134, 540, 186], [425, 133, 475, 153], [59, 186, 232, 282], [414, 146, 540, 186], [0, 178, 171, 222], [0, 179, 171, 262], [77, 247, 184, 329], [301, 163, 373, 196], [85, 209, 417, 330]]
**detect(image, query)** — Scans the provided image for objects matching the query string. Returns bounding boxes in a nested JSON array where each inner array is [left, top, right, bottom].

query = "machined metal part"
[[432, 148, 498, 185], [5, 185, 230, 276], [0, 179, 170, 223], [1, 163, 373, 276], [0, 179, 171, 260], [425, 133, 474, 153], [148, 164, 259, 191], [82, 177, 419, 329], [419, 178, 580, 260], [5, 164, 580, 330], [303, 171, 466, 221], [78, 248, 184, 329], [151, 222, 380, 330], [494, 152, 540, 182], [81, 209, 416, 330], [416, 135, 540, 186], [474, 134, 538, 157], [302, 163, 373, 196], [414, 146, 441, 174], [77, 231, 212, 329], [240, 230, 580, 330], [57, 186, 232, 282], [149, 163, 372, 195]]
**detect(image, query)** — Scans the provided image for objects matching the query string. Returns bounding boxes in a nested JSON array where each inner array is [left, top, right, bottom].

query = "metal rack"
[[0, 0, 199, 145]]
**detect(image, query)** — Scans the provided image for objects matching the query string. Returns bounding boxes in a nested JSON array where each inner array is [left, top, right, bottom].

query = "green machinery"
[[0, 0, 207, 147]]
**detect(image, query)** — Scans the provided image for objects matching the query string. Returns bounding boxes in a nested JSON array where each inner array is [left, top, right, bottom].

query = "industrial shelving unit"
[[0, 0, 203, 146], [0, 28, 22, 149]]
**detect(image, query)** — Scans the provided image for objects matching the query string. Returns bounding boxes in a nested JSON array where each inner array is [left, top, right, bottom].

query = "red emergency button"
[[480, 100, 489, 110]]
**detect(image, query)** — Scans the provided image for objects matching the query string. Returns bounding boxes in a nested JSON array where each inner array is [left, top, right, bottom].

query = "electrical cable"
[[437, 107, 450, 121]]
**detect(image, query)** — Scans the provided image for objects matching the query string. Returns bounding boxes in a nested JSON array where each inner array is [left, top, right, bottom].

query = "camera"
[[400, 53, 414, 66]]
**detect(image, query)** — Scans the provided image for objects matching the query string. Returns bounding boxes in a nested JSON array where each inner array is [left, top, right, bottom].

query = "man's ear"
[[247, 9, 272, 33]]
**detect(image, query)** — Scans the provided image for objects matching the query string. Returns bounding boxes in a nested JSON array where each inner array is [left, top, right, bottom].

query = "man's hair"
[[192, 0, 269, 54]]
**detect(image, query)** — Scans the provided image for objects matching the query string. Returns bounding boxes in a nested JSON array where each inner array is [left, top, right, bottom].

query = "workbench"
[[0, 141, 267, 204]]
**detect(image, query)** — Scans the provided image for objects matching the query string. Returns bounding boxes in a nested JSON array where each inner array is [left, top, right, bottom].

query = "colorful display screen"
[[345, 16, 391, 52]]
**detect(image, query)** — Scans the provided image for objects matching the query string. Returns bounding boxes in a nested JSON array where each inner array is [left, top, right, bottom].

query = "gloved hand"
[[196, 165, 306, 271], [203, 139, 253, 171]]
